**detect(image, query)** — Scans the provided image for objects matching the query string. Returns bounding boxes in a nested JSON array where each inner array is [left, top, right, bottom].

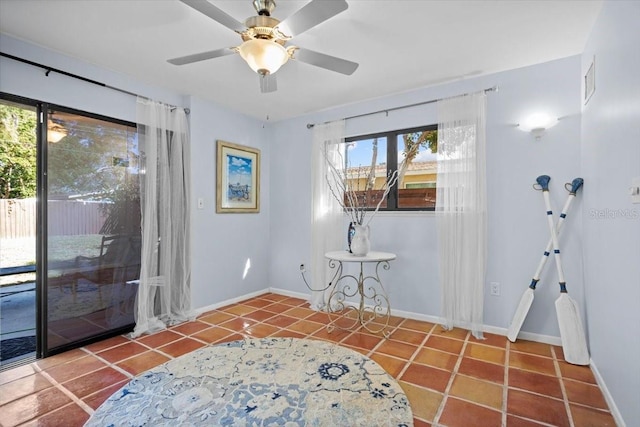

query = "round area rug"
[[85, 337, 413, 426]]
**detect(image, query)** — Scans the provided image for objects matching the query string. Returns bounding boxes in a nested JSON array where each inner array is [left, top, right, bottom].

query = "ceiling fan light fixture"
[[238, 39, 288, 75]]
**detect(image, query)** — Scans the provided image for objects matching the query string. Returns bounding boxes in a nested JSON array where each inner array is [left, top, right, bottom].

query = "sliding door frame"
[[1, 91, 138, 359]]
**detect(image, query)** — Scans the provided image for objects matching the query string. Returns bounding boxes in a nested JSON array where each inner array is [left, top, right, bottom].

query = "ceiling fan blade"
[[167, 48, 236, 65], [180, 0, 245, 33], [260, 74, 277, 93], [275, 0, 348, 37], [292, 47, 358, 75]]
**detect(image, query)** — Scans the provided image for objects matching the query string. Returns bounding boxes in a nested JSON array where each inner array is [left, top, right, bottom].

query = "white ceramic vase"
[[350, 224, 370, 256]]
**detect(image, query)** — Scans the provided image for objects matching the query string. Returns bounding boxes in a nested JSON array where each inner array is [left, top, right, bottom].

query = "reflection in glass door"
[[45, 108, 140, 354]]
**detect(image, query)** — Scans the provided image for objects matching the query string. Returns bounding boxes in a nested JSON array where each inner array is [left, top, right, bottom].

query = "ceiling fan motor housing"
[[242, 16, 286, 44], [253, 0, 276, 16]]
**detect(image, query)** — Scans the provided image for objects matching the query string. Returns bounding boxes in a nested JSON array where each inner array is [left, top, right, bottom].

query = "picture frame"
[[216, 140, 260, 213]]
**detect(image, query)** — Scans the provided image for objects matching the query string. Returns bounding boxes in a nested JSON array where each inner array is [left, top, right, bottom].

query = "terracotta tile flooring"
[[0, 292, 617, 426]]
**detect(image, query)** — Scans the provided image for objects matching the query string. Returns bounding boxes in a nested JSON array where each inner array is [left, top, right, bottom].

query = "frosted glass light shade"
[[518, 113, 558, 132], [238, 39, 288, 75]]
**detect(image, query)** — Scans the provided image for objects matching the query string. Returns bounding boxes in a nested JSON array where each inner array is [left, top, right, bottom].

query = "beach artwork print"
[[216, 141, 260, 213], [226, 154, 252, 202]]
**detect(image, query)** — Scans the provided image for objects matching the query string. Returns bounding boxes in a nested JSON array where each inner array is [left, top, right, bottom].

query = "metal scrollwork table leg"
[[325, 259, 392, 338]]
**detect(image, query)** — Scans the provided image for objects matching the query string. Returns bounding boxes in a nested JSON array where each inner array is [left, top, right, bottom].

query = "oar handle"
[[566, 178, 584, 195], [536, 175, 551, 191]]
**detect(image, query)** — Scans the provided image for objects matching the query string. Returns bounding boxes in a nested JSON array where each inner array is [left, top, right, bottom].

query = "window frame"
[[345, 124, 438, 212]]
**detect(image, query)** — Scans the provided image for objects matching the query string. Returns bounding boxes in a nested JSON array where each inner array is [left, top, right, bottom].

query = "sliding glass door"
[[44, 107, 141, 353], [1, 93, 142, 361]]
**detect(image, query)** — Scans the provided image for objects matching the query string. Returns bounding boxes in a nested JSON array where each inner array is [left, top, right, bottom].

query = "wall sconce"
[[47, 120, 67, 143], [518, 113, 558, 140]]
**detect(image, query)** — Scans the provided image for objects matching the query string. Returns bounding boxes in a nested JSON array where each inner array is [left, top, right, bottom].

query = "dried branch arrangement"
[[323, 145, 398, 227]]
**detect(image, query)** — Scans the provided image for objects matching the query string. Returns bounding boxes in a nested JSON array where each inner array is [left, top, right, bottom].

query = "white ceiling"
[[0, 0, 602, 122]]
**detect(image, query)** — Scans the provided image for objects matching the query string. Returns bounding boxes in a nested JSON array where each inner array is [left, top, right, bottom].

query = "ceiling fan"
[[168, 0, 359, 93]]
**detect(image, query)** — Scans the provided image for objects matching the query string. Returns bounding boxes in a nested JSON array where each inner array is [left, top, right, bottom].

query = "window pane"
[[397, 130, 438, 208], [0, 99, 38, 362], [344, 137, 388, 208], [47, 110, 140, 351]]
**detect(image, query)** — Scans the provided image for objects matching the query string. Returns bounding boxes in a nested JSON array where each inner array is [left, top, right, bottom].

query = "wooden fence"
[[0, 199, 108, 238], [398, 188, 436, 208], [344, 188, 437, 209], [0, 199, 36, 239]]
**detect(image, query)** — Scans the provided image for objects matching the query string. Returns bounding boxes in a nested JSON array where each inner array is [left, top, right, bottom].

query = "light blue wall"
[[189, 96, 271, 308], [269, 56, 585, 340], [581, 1, 640, 424]]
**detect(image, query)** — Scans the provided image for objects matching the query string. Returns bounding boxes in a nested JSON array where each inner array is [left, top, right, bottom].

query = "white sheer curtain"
[[131, 97, 193, 337], [436, 92, 487, 339], [309, 120, 345, 310]]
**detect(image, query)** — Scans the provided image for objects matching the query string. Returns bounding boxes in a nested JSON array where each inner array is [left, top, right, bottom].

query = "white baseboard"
[[389, 309, 562, 345], [389, 307, 441, 324], [268, 287, 310, 301], [194, 288, 271, 316], [511, 330, 562, 346], [590, 359, 626, 427], [194, 288, 311, 317]]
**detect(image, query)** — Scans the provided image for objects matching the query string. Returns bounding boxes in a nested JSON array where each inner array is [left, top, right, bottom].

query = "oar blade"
[[555, 293, 589, 365], [507, 288, 534, 342]]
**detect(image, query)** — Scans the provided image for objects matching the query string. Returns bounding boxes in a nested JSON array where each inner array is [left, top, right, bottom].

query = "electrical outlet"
[[197, 198, 204, 209], [490, 282, 500, 296], [299, 264, 305, 272]]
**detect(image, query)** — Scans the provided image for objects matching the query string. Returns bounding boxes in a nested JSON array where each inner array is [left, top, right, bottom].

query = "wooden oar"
[[507, 178, 583, 342], [538, 175, 589, 365]]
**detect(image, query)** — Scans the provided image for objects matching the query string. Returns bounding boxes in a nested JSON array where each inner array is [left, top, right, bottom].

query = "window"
[[344, 125, 438, 210], [46, 107, 141, 353]]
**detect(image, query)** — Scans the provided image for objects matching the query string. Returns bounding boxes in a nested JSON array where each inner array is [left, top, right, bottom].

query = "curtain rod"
[[0, 52, 190, 114], [306, 85, 498, 129]]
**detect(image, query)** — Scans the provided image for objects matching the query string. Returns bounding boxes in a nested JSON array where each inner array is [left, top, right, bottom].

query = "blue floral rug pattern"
[[85, 337, 413, 426]]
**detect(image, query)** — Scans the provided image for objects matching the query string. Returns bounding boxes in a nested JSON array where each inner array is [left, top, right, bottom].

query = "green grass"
[[48, 234, 103, 264], [1, 234, 105, 286]]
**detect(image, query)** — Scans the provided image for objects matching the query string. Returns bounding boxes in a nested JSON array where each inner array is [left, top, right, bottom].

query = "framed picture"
[[216, 140, 260, 213]]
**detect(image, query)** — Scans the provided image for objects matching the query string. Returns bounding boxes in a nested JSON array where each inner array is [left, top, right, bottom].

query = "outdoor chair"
[[71, 234, 141, 303]]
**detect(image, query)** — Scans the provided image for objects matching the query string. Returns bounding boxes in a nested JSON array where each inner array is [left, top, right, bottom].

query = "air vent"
[[584, 56, 595, 104]]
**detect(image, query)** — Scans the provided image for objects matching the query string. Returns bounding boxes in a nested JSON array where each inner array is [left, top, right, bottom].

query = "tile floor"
[[0, 292, 617, 427]]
